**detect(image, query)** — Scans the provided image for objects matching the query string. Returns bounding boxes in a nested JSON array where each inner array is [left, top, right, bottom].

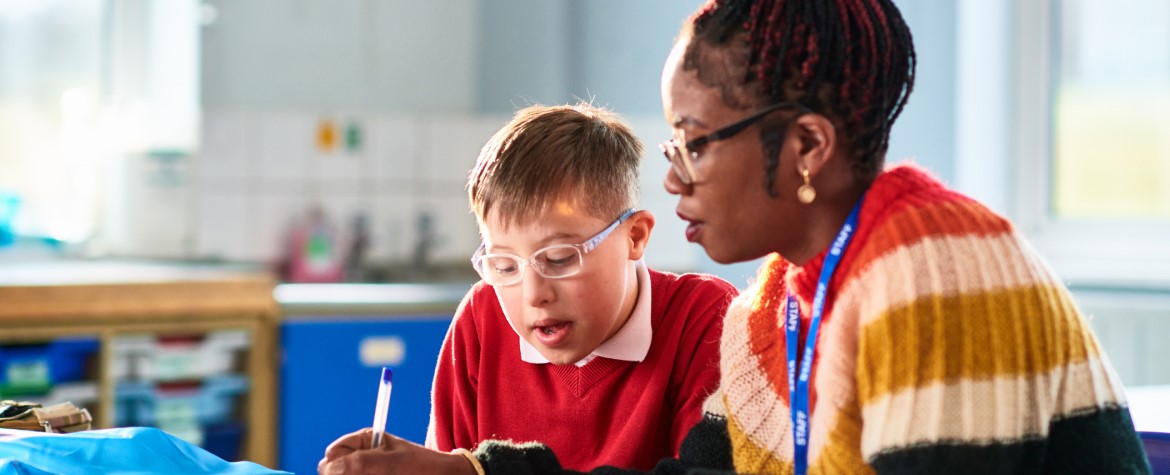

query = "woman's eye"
[[688, 142, 709, 159]]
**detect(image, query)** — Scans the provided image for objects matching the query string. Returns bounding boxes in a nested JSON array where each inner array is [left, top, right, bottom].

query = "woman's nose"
[[663, 167, 690, 195]]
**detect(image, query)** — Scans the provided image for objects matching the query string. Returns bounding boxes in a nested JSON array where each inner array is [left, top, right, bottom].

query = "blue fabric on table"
[[0, 427, 290, 475]]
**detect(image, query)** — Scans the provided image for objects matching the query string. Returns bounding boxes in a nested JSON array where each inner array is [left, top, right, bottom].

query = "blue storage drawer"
[[115, 374, 249, 427], [279, 316, 450, 475], [0, 338, 99, 396]]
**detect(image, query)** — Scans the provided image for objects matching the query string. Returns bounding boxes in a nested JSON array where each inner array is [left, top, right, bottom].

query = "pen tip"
[[382, 367, 393, 383]]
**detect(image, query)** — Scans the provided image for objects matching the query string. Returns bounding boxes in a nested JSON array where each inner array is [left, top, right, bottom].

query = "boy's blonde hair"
[[467, 103, 643, 229]]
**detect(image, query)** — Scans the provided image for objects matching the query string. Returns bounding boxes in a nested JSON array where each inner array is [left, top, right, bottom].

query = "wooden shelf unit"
[[0, 268, 280, 468]]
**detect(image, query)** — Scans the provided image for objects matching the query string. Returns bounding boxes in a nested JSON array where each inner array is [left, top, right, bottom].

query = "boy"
[[423, 103, 737, 471]]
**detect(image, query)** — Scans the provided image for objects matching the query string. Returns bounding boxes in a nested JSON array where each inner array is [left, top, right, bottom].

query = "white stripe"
[[807, 293, 863, 463], [720, 290, 794, 459], [859, 358, 1128, 457], [834, 231, 1059, 328], [702, 386, 727, 417]]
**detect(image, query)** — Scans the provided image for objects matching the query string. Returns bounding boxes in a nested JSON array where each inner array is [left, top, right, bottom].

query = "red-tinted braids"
[[685, 0, 915, 185]]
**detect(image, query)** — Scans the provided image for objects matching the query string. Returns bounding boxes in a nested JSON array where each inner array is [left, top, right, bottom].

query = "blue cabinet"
[[280, 316, 451, 475]]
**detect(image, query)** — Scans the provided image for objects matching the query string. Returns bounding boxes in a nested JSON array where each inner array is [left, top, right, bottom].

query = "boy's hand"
[[317, 428, 476, 475]]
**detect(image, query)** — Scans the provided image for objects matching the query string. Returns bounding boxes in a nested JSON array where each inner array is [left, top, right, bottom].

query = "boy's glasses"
[[470, 209, 638, 287], [659, 101, 812, 185]]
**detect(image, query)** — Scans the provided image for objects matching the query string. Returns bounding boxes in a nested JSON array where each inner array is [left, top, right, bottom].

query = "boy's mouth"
[[684, 221, 703, 243], [532, 320, 572, 346]]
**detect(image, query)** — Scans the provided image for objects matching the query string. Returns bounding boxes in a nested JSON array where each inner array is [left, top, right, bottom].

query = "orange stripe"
[[745, 257, 794, 405]]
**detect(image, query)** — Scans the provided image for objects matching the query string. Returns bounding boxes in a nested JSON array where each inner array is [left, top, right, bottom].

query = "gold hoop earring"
[[797, 168, 816, 204]]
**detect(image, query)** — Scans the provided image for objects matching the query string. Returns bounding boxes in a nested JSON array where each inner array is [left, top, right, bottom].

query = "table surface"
[[274, 282, 469, 316], [1127, 385, 1170, 433]]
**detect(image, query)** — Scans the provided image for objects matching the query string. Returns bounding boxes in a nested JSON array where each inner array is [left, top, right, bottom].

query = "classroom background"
[[1, 1, 1167, 474]]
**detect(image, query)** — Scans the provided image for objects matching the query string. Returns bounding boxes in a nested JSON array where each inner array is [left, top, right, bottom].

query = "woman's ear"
[[792, 113, 838, 176], [625, 210, 655, 260]]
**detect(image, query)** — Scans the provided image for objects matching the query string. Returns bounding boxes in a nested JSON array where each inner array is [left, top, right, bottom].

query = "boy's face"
[[479, 203, 648, 365]]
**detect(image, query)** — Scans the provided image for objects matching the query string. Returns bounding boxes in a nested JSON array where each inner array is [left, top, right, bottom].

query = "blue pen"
[[371, 367, 393, 448]]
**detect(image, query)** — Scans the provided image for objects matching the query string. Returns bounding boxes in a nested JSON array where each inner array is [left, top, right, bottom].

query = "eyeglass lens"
[[662, 141, 694, 185], [477, 245, 583, 285]]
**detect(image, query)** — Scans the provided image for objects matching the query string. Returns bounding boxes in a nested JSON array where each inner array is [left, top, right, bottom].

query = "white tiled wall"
[[255, 114, 313, 190], [371, 188, 416, 263], [192, 109, 500, 267], [419, 115, 499, 186], [190, 109, 702, 273], [196, 109, 255, 186], [369, 116, 420, 194], [194, 191, 252, 261]]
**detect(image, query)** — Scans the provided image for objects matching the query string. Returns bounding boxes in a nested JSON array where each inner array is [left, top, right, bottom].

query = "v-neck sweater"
[[425, 269, 737, 471]]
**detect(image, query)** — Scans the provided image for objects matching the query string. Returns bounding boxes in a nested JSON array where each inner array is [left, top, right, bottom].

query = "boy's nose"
[[521, 267, 554, 307]]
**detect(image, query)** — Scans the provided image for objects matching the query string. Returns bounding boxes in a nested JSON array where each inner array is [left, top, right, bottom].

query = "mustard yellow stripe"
[[857, 284, 1100, 403], [811, 400, 873, 475], [838, 232, 1053, 329], [727, 411, 793, 475]]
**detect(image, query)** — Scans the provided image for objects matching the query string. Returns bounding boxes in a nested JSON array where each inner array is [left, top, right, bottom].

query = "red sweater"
[[425, 269, 736, 471]]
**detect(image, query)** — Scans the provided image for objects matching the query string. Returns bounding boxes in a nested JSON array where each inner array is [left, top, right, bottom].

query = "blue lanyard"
[[787, 196, 864, 475]]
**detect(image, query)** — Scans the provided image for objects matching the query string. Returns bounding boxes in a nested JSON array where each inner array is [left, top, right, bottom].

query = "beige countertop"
[[275, 282, 469, 317], [0, 259, 277, 324], [0, 258, 471, 320]]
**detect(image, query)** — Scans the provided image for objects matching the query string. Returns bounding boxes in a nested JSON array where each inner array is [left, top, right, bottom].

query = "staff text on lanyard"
[[786, 195, 864, 475]]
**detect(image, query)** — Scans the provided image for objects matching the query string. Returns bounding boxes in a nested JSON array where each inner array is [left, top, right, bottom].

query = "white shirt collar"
[[518, 259, 652, 367]]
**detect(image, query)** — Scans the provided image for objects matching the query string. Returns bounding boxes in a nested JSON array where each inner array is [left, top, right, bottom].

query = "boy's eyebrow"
[[485, 231, 587, 253], [539, 232, 584, 244]]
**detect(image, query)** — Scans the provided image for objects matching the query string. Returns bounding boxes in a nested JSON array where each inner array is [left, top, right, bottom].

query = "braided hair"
[[682, 0, 915, 188]]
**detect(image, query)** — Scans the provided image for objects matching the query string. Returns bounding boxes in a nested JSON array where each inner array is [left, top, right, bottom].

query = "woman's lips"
[[678, 211, 703, 243]]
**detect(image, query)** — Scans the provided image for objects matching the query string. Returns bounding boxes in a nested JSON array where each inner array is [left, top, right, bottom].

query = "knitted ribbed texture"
[[718, 164, 1150, 474], [552, 358, 629, 398]]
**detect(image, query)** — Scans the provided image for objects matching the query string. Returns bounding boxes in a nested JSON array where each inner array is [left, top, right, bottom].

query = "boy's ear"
[[625, 210, 655, 260]]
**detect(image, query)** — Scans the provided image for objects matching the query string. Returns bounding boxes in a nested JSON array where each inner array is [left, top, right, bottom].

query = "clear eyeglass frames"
[[470, 208, 637, 286]]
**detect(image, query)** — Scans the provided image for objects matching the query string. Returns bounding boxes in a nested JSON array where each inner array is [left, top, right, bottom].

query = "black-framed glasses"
[[470, 208, 637, 287], [659, 101, 812, 185]]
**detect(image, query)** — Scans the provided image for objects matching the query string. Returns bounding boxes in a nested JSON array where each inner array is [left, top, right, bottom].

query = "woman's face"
[[660, 37, 806, 264]]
